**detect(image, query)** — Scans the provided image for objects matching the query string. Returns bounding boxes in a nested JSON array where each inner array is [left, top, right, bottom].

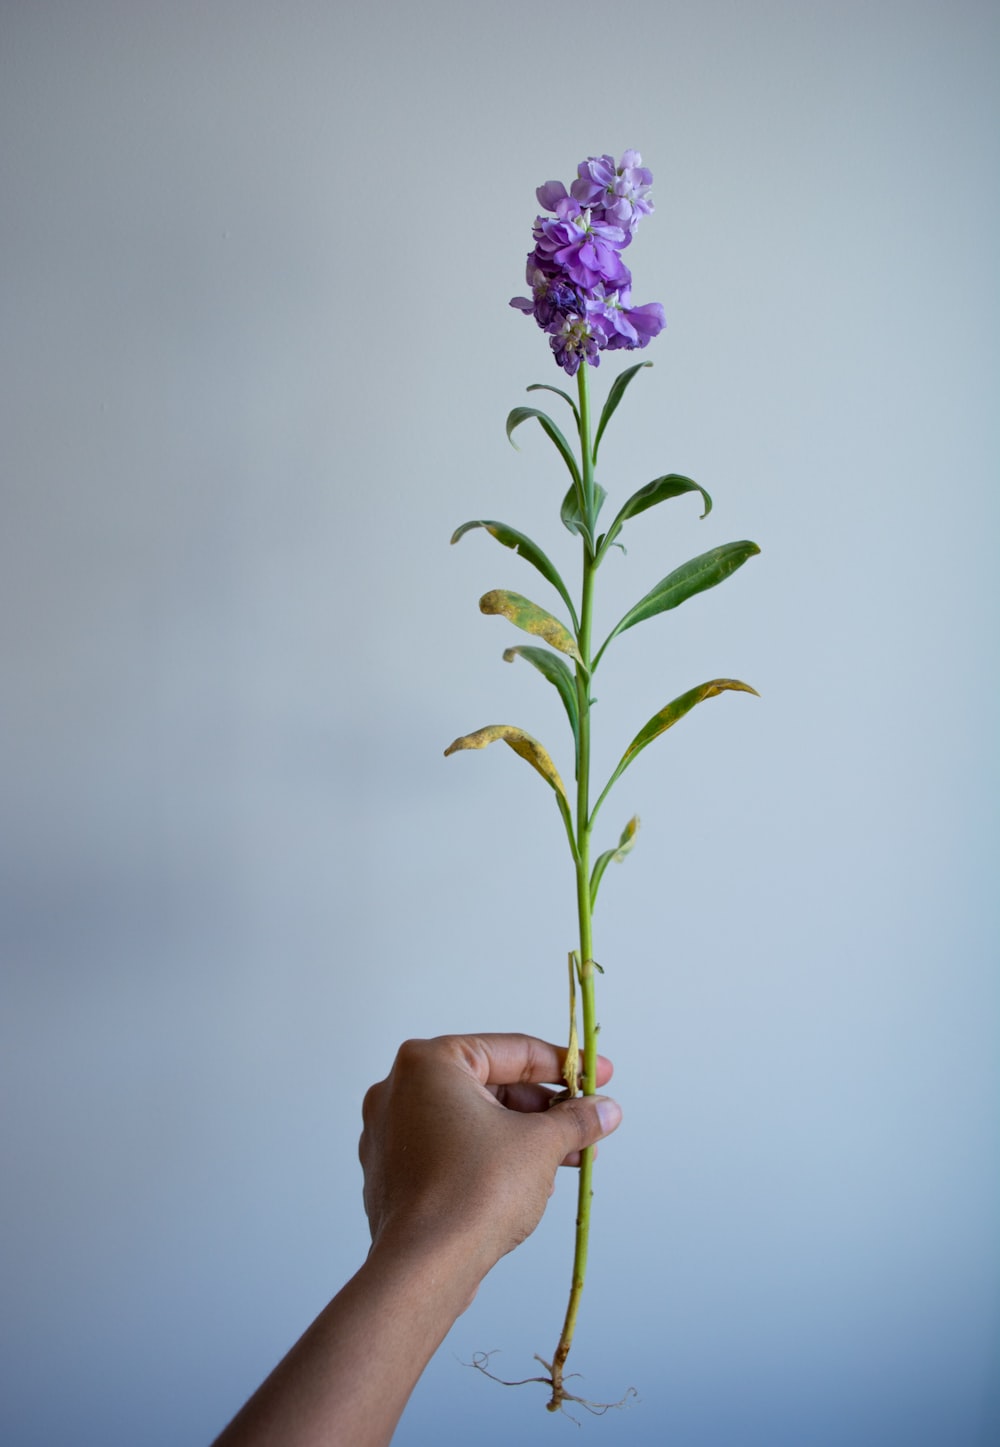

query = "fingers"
[[494, 1081, 558, 1113], [592, 1055, 614, 1089], [449, 1032, 614, 1091], [543, 1094, 622, 1163], [358, 1033, 623, 1263], [559, 1143, 596, 1168]]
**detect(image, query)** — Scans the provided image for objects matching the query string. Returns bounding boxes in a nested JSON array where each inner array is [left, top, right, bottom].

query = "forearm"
[[212, 1233, 484, 1447], [212, 1034, 621, 1445]]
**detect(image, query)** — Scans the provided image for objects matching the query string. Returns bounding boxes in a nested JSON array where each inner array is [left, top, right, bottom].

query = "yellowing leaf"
[[620, 679, 759, 767], [479, 590, 581, 662], [443, 724, 568, 800], [590, 815, 641, 907]]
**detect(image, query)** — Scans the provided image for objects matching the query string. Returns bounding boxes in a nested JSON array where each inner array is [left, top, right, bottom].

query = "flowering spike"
[[511, 151, 665, 375]]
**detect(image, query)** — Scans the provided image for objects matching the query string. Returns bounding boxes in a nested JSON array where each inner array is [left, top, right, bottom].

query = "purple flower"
[[532, 199, 630, 291], [547, 315, 600, 376], [510, 263, 584, 330], [571, 150, 654, 240], [618, 298, 665, 345], [536, 179, 570, 212], [512, 150, 664, 375], [587, 286, 666, 351]]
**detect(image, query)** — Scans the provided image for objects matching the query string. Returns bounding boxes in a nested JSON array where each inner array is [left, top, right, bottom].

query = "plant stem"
[[546, 364, 599, 1410]]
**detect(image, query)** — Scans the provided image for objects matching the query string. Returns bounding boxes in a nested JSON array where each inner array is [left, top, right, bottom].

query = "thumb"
[[544, 1094, 622, 1161]]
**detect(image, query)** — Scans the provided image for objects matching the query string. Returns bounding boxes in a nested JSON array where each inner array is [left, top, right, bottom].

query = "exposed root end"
[[467, 1351, 637, 1424]]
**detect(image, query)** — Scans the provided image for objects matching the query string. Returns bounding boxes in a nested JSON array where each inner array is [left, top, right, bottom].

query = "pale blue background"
[[1, 2, 997, 1444]]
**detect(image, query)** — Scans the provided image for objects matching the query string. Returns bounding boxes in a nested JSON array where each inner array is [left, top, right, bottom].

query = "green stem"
[[577, 363, 596, 526], [588, 765, 620, 835], [546, 365, 599, 1411]]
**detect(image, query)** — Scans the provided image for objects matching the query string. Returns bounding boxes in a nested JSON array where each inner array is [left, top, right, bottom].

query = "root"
[[467, 1351, 637, 1425]]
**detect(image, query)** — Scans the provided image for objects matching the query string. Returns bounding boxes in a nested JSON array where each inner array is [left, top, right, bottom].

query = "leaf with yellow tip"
[[590, 815, 640, 907], [480, 590, 581, 662], [600, 679, 759, 804], [444, 724, 568, 800], [624, 679, 758, 764]]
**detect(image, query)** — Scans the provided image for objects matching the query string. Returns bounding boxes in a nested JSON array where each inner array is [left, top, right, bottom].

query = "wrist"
[[365, 1216, 494, 1315]]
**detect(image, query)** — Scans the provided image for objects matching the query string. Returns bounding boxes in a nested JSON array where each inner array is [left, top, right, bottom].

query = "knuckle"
[[394, 1036, 433, 1070], [360, 1080, 383, 1124], [453, 1034, 488, 1075]]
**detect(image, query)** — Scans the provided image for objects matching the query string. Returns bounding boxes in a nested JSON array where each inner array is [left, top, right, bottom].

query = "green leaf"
[[503, 645, 579, 758], [560, 481, 608, 552], [593, 361, 653, 459], [526, 382, 580, 426], [560, 483, 588, 542], [451, 519, 577, 625], [480, 589, 581, 662], [506, 406, 581, 491], [444, 723, 567, 800], [602, 679, 759, 799], [597, 541, 760, 664], [590, 815, 639, 906], [599, 474, 713, 558]]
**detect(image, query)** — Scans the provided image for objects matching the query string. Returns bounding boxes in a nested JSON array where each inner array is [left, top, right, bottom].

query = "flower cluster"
[[511, 150, 665, 376]]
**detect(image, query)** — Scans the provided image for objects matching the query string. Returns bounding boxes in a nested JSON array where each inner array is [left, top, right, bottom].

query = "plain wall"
[[1, 2, 997, 1444]]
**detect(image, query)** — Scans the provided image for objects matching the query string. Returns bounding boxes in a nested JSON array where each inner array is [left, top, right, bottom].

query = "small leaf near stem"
[[590, 815, 640, 907], [560, 482, 606, 552], [596, 474, 713, 562]]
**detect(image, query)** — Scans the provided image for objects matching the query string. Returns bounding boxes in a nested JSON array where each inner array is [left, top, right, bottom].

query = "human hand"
[[359, 1033, 621, 1283], [212, 1033, 619, 1447]]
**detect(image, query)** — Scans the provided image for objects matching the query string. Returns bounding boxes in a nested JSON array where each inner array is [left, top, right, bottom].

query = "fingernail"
[[595, 1097, 622, 1135]]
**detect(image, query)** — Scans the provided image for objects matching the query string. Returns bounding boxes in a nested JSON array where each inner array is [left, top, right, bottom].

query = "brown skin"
[[212, 1033, 621, 1447]]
